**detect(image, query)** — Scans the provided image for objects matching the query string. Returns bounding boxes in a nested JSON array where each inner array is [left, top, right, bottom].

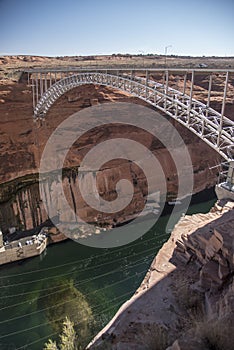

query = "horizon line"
[[1, 53, 234, 59]]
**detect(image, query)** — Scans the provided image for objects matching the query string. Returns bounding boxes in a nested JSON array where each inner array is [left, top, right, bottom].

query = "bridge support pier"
[[216, 161, 234, 201]]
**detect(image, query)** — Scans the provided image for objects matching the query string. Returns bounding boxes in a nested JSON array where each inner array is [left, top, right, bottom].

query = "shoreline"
[[0, 187, 216, 268], [0, 228, 67, 267], [86, 199, 234, 349]]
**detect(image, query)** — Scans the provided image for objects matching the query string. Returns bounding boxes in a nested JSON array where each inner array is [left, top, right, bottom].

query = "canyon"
[[2, 56, 234, 234], [0, 56, 233, 350]]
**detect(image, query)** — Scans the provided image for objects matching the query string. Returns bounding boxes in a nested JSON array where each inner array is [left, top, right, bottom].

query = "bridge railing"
[[27, 69, 234, 162]]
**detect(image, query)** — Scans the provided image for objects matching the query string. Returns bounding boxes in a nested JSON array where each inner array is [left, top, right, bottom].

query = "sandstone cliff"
[[87, 200, 234, 350], [0, 72, 225, 233]]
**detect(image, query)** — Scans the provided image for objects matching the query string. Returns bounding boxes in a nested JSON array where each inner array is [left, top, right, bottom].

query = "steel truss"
[[28, 70, 234, 161]]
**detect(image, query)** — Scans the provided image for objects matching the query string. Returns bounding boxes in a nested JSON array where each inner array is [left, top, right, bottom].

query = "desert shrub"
[[44, 317, 77, 350], [196, 318, 233, 350], [39, 279, 94, 349], [173, 274, 204, 322], [134, 323, 169, 350], [145, 325, 169, 350]]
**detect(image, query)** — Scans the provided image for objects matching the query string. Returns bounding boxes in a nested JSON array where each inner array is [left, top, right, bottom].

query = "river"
[[0, 192, 216, 350]]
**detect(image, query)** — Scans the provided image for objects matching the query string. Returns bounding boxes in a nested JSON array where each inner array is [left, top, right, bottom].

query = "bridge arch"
[[33, 71, 234, 161]]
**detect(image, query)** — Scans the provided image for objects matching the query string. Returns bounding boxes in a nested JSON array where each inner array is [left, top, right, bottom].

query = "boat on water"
[[167, 193, 192, 206], [0, 229, 48, 266], [168, 200, 182, 206]]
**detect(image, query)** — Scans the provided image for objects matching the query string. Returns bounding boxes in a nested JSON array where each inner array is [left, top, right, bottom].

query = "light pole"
[[164, 45, 172, 67], [138, 50, 145, 67]]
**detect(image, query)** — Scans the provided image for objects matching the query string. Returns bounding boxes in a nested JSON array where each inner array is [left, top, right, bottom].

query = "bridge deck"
[[24, 67, 233, 162]]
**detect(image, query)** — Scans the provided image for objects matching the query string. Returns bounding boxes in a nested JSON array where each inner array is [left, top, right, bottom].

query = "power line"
[[0, 232, 168, 279], [0, 224, 169, 347], [0, 252, 152, 313], [15, 296, 128, 350], [0, 267, 146, 325], [0, 287, 138, 340], [0, 244, 159, 289], [0, 241, 159, 300], [15, 331, 57, 350]]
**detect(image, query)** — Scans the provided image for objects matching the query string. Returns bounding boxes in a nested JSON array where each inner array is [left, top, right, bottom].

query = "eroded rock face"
[[175, 203, 234, 291], [87, 201, 234, 350], [0, 73, 232, 232]]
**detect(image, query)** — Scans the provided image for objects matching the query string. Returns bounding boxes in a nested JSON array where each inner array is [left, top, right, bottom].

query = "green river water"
[[0, 196, 216, 350]]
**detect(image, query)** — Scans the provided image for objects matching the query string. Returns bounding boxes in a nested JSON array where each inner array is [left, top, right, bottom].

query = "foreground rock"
[[87, 200, 234, 350]]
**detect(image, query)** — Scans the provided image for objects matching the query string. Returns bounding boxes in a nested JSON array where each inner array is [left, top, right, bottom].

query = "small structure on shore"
[[216, 161, 234, 201], [0, 229, 3, 248], [0, 229, 48, 266]]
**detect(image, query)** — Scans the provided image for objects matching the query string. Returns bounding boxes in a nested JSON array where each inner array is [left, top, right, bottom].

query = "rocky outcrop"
[[1, 58, 234, 233], [0, 77, 223, 184], [175, 204, 234, 291], [87, 201, 234, 350], [0, 76, 223, 233]]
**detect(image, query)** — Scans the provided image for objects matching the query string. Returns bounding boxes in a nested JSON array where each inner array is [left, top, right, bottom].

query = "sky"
[[0, 0, 233, 57]]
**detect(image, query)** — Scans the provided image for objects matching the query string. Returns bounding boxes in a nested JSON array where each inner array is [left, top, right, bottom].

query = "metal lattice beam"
[[28, 70, 234, 162]]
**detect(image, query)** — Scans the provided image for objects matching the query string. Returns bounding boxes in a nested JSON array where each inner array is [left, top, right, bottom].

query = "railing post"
[[32, 76, 35, 110], [117, 70, 120, 87], [165, 70, 169, 95], [154, 89, 157, 105], [206, 74, 212, 117], [49, 71, 52, 87], [189, 70, 194, 102], [35, 73, 39, 105], [130, 70, 134, 92], [187, 70, 194, 124], [217, 71, 229, 147], [183, 72, 187, 95], [145, 70, 149, 98], [105, 69, 108, 85], [40, 72, 43, 97], [175, 98, 178, 118], [110, 71, 113, 86], [164, 70, 169, 109], [44, 73, 47, 92]]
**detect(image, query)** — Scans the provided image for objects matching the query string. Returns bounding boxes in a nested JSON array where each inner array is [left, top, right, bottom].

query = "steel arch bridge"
[[26, 68, 234, 162]]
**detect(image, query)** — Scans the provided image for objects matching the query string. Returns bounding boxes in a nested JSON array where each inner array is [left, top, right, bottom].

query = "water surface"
[[0, 197, 216, 349]]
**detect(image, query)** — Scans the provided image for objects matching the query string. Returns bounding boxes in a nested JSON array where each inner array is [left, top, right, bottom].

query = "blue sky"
[[0, 0, 233, 57]]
